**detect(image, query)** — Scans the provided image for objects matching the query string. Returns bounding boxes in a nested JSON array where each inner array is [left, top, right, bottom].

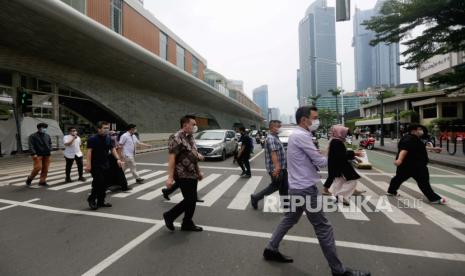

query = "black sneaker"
[[87, 198, 98, 210], [78, 176, 87, 182], [333, 267, 371, 276], [136, 178, 145, 184], [65, 178, 73, 183], [181, 224, 203, 232], [121, 187, 133, 192], [250, 195, 258, 210], [98, 202, 112, 208], [162, 188, 170, 201], [163, 213, 175, 231], [25, 177, 32, 187], [263, 248, 293, 263], [241, 174, 252, 179], [38, 182, 49, 187]]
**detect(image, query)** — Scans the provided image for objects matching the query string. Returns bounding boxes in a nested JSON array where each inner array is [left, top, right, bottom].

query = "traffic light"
[[336, 0, 350, 22], [20, 88, 27, 105]]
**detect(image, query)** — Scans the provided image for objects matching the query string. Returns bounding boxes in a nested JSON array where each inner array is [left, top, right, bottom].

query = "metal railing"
[[437, 126, 465, 156]]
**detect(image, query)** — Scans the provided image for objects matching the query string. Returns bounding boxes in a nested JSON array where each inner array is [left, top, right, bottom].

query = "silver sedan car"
[[195, 130, 238, 160]]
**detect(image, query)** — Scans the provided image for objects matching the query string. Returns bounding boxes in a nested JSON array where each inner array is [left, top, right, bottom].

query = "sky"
[[144, 0, 417, 115]]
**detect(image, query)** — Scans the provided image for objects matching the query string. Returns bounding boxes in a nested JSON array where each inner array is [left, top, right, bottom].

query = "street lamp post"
[[378, 89, 385, 147], [312, 56, 345, 125]]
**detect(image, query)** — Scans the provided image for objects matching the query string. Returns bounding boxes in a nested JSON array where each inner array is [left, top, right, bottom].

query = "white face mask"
[[192, 125, 198, 134], [309, 119, 320, 131]]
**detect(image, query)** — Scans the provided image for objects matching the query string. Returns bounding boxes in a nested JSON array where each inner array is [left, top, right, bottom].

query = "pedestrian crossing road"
[[1, 148, 465, 275]]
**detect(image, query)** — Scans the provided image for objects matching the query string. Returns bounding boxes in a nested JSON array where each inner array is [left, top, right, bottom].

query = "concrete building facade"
[[0, 0, 263, 137], [253, 85, 269, 121]]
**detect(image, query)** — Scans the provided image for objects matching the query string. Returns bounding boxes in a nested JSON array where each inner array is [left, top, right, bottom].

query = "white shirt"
[[63, 135, 83, 159], [119, 132, 139, 157]]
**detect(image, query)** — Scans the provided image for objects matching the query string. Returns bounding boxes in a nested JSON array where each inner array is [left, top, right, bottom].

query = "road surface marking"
[[356, 182, 419, 225], [0, 198, 40, 211], [1, 198, 464, 263], [249, 149, 264, 162], [227, 176, 262, 210], [197, 175, 241, 207], [433, 184, 465, 199], [112, 171, 166, 198], [81, 223, 164, 276], [9, 167, 78, 185]]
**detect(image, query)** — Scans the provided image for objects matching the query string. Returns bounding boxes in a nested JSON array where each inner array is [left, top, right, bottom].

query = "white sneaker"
[[431, 198, 446, 205]]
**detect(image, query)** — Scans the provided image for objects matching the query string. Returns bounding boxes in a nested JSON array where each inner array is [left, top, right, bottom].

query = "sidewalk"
[[367, 138, 465, 170], [0, 140, 168, 177]]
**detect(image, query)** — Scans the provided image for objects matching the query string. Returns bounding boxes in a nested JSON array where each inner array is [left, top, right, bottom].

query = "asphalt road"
[[1, 142, 465, 276]]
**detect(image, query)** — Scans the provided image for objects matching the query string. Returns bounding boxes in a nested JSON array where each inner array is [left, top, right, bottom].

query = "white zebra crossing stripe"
[[227, 176, 262, 210], [49, 178, 89, 191], [404, 182, 465, 216], [67, 170, 152, 194], [8, 168, 78, 185], [433, 184, 465, 199], [47, 173, 91, 186], [454, 185, 465, 192], [113, 171, 166, 198], [356, 182, 419, 225], [0, 165, 68, 181], [197, 175, 241, 207], [169, 174, 222, 203], [336, 199, 370, 221]]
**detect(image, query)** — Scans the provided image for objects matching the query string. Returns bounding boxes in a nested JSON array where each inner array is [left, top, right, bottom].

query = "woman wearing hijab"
[[327, 125, 364, 205]]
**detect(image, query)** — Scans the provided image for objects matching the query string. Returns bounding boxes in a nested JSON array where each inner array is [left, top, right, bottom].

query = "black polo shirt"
[[87, 134, 114, 170], [397, 134, 429, 168]]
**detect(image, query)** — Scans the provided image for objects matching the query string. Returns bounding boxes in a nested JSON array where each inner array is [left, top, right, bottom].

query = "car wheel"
[[221, 150, 227, 161]]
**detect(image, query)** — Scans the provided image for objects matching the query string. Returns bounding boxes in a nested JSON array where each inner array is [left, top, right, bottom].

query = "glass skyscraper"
[[353, 0, 400, 91], [253, 85, 269, 121], [298, 0, 337, 106]]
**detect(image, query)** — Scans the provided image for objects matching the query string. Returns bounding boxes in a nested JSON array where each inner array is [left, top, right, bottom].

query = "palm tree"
[[328, 88, 341, 122], [307, 94, 321, 106]]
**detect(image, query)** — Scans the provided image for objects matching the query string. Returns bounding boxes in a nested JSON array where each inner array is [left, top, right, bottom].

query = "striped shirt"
[[265, 133, 287, 173]]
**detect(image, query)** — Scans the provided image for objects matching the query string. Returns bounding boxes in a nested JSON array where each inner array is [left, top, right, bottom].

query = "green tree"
[[328, 88, 342, 121], [307, 94, 321, 106], [363, 0, 465, 89], [376, 89, 395, 100], [319, 109, 338, 129]]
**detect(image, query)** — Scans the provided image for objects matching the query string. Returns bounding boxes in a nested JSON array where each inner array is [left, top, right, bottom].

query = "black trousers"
[[65, 156, 84, 179], [164, 179, 198, 226], [324, 176, 335, 189], [253, 170, 288, 201], [89, 168, 111, 204], [237, 153, 251, 175], [108, 155, 129, 190], [388, 166, 441, 202]]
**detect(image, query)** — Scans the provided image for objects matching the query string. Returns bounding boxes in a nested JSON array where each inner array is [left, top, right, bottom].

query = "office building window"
[[61, 0, 86, 14], [442, 102, 458, 117], [192, 56, 199, 77], [176, 44, 185, 70], [423, 104, 437, 119], [159, 32, 168, 60], [111, 0, 122, 34]]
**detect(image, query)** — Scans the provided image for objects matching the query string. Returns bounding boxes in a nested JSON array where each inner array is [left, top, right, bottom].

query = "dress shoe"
[[196, 199, 204, 203], [163, 213, 175, 231], [162, 188, 171, 200], [181, 224, 203, 232], [250, 195, 258, 210], [78, 176, 87, 182], [87, 198, 98, 210], [65, 178, 73, 183], [98, 202, 112, 207], [25, 177, 32, 187], [263, 248, 293, 263], [332, 267, 371, 276]]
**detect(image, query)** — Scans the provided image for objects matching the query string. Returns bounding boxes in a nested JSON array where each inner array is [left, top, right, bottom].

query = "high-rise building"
[[269, 108, 280, 121], [353, 0, 400, 91], [253, 85, 269, 121], [298, 0, 337, 106]]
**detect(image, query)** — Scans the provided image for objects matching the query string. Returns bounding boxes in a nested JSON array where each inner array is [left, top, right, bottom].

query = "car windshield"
[[195, 131, 225, 140], [278, 129, 294, 137]]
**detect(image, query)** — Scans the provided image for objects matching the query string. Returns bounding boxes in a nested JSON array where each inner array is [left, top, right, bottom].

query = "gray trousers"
[[267, 185, 345, 274]]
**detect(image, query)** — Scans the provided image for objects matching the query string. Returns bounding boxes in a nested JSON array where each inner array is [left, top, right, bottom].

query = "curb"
[[374, 147, 465, 171]]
